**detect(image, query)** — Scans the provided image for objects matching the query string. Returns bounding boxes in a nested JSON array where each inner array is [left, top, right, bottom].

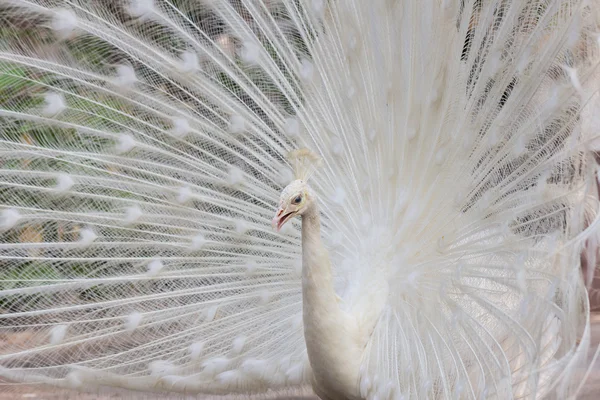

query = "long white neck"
[[301, 204, 338, 315], [301, 203, 364, 400]]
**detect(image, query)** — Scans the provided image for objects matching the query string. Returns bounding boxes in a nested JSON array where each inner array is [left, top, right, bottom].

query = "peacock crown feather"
[[286, 148, 322, 182]]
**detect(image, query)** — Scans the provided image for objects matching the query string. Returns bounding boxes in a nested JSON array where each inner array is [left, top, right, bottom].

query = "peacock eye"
[[293, 196, 302, 204]]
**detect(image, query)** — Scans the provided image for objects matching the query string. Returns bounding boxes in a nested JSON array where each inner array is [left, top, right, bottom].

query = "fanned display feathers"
[[0, 0, 599, 399]]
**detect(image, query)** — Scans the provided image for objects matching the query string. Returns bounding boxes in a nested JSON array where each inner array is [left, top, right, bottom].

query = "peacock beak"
[[272, 206, 294, 232]]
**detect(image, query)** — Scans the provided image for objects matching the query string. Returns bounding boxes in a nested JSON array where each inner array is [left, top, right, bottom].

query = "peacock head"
[[272, 149, 321, 232], [273, 180, 311, 231]]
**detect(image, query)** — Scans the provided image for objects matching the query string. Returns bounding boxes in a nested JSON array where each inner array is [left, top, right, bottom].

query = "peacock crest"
[[286, 148, 322, 182]]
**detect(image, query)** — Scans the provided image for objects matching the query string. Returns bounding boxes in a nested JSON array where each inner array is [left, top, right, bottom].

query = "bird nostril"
[[277, 209, 283, 217]]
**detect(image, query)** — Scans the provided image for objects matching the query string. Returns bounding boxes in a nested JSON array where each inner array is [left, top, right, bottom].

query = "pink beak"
[[272, 207, 293, 232]]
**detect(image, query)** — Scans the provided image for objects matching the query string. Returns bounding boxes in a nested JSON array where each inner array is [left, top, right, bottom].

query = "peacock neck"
[[300, 203, 364, 400], [300, 204, 337, 313], [300, 204, 340, 336]]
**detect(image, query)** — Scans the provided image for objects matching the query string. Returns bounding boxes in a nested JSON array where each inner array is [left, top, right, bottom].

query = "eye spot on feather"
[[54, 173, 74, 193], [124, 311, 143, 332], [170, 117, 191, 137], [240, 41, 260, 65], [115, 134, 136, 154], [49, 324, 68, 345], [126, 0, 155, 20], [78, 228, 97, 247], [228, 115, 245, 135], [110, 65, 137, 88], [42, 92, 66, 117], [189, 233, 206, 251], [124, 205, 143, 225], [189, 341, 205, 361], [146, 259, 164, 277], [226, 166, 244, 187], [258, 290, 272, 305], [234, 219, 249, 235], [51, 8, 78, 40], [176, 186, 192, 204], [175, 50, 200, 74], [244, 260, 257, 275], [0, 209, 21, 232]]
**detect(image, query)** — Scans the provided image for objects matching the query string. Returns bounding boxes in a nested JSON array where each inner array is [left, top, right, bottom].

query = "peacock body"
[[0, 0, 599, 399]]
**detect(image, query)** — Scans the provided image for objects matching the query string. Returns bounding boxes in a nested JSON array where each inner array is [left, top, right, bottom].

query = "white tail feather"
[[0, 0, 599, 398]]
